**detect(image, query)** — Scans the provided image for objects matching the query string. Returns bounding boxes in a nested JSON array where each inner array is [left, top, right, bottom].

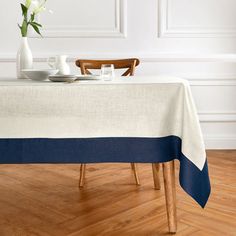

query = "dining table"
[[0, 76, 211, 233]]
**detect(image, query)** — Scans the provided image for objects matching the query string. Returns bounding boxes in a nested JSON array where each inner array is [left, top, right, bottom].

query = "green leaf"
[[32, 22, 42, 27], [20, 3, 28, 18], [30, 13, 35, 22], [30, 22, 42, 36]]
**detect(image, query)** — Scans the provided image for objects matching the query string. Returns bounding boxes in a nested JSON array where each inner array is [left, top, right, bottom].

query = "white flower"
[[32, 0, 47, 15], [31, 0, 39, 9], [25, 0, 32, 8]]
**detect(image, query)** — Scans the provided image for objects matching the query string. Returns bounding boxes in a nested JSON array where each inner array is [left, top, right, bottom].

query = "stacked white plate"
[[48, 75, 101, 82]]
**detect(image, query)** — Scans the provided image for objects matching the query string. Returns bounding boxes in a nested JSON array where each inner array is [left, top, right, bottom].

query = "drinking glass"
[[101, 64, 115, 81]]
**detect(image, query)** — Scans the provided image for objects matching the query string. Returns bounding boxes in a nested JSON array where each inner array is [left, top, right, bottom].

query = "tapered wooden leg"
[[162, 161, 177, 234], [79, 164, 86, 188], [152, 163, 161, 190], [131, 163, 140, 186], [131, 163, 135, 170]]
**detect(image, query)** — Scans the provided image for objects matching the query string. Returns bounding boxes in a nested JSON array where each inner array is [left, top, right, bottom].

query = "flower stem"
[[21, 19, 28, 37]]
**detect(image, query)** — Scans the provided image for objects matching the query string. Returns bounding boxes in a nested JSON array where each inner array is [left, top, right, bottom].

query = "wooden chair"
[[75, 58, 140, 188], [75, 58, 161, 192], [76, 58, 140, 76]]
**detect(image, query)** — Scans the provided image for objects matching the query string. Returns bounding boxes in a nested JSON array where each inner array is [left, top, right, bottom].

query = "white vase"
[[16, 37, 33, 79]]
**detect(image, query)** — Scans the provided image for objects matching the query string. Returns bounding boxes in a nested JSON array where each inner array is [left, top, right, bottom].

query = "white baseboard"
[[204, 136, 236, 149]]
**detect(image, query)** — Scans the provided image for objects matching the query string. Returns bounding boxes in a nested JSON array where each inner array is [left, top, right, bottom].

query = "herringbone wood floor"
[[0, 150, 235, 236]]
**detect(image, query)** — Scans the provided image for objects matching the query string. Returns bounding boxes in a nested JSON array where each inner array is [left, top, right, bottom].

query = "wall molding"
[[199, 111, 236, 122], [30, 0, 127, 38], [1, 53, 236, 63], [140, 54, 236, 63], [188, 78, 236, 87], [158, 0, 236, 38]]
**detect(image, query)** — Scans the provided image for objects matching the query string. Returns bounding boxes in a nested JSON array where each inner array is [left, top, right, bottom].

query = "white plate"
[[48, 75, 101, 82], [48, 75, 77, 82], [76, 75, 101, 80]]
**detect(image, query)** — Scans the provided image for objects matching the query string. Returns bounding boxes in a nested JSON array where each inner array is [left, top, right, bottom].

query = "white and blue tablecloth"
[[0, 76, 210, 207]]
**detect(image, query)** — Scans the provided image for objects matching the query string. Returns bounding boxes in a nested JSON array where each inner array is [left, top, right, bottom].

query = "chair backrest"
[[75, 58, 140, 76]]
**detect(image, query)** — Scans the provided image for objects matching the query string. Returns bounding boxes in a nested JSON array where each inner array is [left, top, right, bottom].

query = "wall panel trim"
[[1, 53, 236, 63], [199, 111, 236, 122], [29, 0, 127, 38], [158, 0, 236, 38]]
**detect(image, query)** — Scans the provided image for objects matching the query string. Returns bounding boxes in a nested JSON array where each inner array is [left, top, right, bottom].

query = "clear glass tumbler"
[[101, 64, 115, 81]]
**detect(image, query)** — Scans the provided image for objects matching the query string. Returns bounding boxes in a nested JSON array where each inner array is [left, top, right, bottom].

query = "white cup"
[[47, 55, 71, 75]]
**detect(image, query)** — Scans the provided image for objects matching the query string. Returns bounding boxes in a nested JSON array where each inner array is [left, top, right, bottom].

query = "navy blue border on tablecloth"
[[0, 136, 210, 208]]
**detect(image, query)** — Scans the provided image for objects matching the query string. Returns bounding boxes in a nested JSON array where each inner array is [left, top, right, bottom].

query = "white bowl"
[[22, 69, 59, 81]]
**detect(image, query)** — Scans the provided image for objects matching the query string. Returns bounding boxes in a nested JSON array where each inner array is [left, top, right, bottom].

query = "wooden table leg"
[[162, 161, 177, 233], [131, 163, 140, 185], [152, 163, 161, 190], [79, 164, 86, 188]]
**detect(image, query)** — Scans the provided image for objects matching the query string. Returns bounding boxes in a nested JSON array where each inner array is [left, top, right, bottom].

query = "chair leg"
[[131, 163, 135, 170], [162, 161, 177, 233], [131, 163, 140, 185], [152, 163, 161, 190], [79, 164, 86, 188]]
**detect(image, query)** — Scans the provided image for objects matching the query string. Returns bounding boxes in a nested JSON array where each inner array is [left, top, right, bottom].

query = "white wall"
[[0, 0, 236, 148]]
